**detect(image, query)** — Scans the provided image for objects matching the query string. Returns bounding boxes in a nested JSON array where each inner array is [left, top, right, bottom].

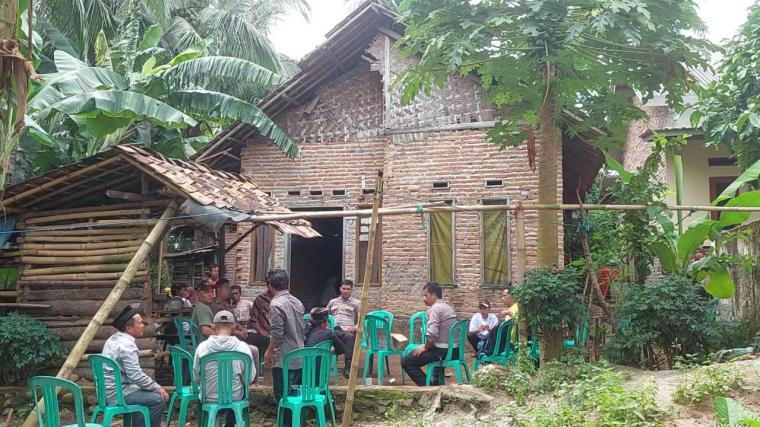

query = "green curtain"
[[483, 210, 509, 286], [430, 212, 454, 285]]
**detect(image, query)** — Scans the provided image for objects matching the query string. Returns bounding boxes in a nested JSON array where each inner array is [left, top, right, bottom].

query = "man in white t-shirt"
[[467, 300, 499, 352]]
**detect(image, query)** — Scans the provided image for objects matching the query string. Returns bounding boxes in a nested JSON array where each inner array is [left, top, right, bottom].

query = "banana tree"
[[23, 26, 295, 173], [652, 161, 760, 298]]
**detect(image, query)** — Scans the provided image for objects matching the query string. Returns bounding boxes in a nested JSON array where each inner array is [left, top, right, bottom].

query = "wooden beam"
[[21, 200, 178, 427], [3, 156, 121, 206], [224, 223, 261, 254], [23, 200, 170, 219], [22, 208, 152, 225], [19, 164, 133, 208], [38, 174, 136, 209], [105, 190, 151, 202]]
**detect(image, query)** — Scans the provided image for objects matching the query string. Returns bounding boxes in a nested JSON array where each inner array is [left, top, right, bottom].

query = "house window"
[[250, 225, 275, 284], [709, 176, 738, 221], [355, 211, 381, 285], [481, 199, 510, 287], [429, 201, 454, 285]]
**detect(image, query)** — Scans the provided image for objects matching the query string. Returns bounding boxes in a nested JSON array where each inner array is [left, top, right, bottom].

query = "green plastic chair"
[[198, 350, 253, 427], [424, 319, 471, 386], [303, 314, 336, 331], [166, 346, 200, 427], [403, 311, 427, 357], [315, 340, 340, 383], [89, 355, 153, 427], [174, 316, 203, 353], [277, 347, 336, 427], [362, 314, 406, 385], [29, 376, 103, 427], [473, 320, 516, 372], [564, 319, 589, 349]]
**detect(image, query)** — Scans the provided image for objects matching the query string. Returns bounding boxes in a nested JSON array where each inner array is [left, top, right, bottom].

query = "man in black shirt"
[[305, 307, 346, 356]]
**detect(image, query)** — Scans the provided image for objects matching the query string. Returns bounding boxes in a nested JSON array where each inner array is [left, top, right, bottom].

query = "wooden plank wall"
[[14, 204, 156, 380]]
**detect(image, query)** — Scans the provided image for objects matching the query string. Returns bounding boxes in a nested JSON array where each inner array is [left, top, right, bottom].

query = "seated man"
[[192, 281, 216, 338], [401, 282, 458, 386], [210, 278, 232, 314], [230, 284, 269, 373], [193, 310, 256, 427], [305, 307, 346, 355], [326, 279, 359, 378], [102, 306, 169, 427], [467, 300, 499, 352]]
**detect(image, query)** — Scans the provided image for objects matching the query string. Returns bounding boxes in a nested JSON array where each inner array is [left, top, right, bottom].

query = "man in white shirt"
[[467, 300, 499, 352]]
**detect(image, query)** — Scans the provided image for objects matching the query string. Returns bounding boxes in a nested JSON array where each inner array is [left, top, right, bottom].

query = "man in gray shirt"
[[326, 279, 359, 377], [102, 306, 169, 427], [263, 268, 304, 425], [401, 282, 458, 386]]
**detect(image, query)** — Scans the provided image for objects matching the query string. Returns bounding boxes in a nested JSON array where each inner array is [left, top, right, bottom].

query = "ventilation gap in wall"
[[309, 190, 323, 197], [707, 157, 737, 167], [485, 179, 503, 188], [264, 191, 272, 197], [331, 189, 346, 197], [362, 189, 375, 195], [432, 181, 450, 190], [287, 190, 301, 196]]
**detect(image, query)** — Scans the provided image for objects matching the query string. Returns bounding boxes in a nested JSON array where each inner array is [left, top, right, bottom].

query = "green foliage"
[[511, 267, 587, 334], [396, 0, 713, 151], [672, 366, 743, 405], [605, 134, 685, 283], [607, 274, 718, 368], [473, 350, 536, 405], [714, 397, 760, 427], [695, 3, 760, 171], [0, 314, 67, 385], [516, 362, 664, 427]]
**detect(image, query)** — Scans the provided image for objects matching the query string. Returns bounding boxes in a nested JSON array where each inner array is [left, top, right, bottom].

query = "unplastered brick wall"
[[623, 98, 670, 182]]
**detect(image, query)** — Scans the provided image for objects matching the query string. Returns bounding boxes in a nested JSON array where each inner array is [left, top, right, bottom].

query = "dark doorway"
[[289, 208, 343, 311]]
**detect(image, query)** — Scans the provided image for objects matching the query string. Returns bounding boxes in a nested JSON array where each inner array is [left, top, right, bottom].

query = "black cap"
[[196, 281, 213, 292], [310, 307, 329, 322], [113, 305, 139, 330]]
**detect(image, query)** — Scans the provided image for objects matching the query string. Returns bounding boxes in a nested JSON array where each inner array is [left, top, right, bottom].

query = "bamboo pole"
[[20, 234, 146, 243], [20, 246, 140, 257], [22, 240, 145, 250], [22, 200, 169, 218], [23, 263, 131, 275], [22, 254, 133, 265], [15, 227, 149, 237], [342, 171, 383, 427], [17, 271, 147, 281], [20, 200, 178, 427], [515, 202, 526, 284], [22, 208, 152, 225], [246, 203, 760, 223]]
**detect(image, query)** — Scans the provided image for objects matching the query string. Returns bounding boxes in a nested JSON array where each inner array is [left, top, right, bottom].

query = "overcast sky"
[[270, 0, 757, 60]]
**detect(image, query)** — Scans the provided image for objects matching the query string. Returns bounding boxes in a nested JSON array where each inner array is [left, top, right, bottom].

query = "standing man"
[[326, 279, 359, 378], [231, 284, 269, 367], [193, 310, 256, 427], [210, 278, 231, 314], [467, 300, 499, 352], [401, 282, 458, 386], [207, 264, 221, 287], [263, 269, 304, 425], [193, 281, 216, 338], [102, 306, 169, 427]]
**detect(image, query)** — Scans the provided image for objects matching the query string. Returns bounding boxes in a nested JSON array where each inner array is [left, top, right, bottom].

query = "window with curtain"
[[250, 225, 275, 284], [482, 199, 510, 287], [429, 204, 454, 285]]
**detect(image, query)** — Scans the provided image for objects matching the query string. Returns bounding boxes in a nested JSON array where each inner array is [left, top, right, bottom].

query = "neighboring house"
[[623, 70, 742, 228], [195, 2, 603, 318]]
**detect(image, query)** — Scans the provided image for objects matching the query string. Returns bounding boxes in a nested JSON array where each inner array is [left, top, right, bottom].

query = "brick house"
[[196, 2, 603, 320], [622, 69, 742, 228]]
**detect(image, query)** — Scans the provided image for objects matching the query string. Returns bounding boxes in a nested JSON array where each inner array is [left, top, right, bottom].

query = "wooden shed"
[[0, 144, 317, 380]]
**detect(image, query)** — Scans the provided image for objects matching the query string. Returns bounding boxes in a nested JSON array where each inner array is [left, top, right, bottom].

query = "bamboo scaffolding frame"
[[17, 271, 148, 281], [21, 240, 146, 250], [23, 263, 132, 275], [21, 200, 178, 427], [21, 200, 170, 219], [14, 228, 150, 237], [19, 246, 140, 257], [23, 208, 152, 225]]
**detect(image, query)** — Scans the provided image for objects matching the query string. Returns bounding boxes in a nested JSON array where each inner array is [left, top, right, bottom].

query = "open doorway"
[[288, 208, 343, 311]]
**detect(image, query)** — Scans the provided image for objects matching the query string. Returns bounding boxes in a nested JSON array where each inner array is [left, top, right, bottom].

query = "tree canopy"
[[695, 2, 760, 171]]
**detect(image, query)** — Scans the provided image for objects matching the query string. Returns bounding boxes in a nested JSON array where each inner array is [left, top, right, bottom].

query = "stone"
[[399, 398, 414, 408]]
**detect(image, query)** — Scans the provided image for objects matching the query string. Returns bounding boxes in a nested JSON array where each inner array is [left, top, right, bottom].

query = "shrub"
[[607, 274, 716, 368], [473, 349, 536, 405], [511, 267, 587, 359], [672, 365, 743, 405], [0, 314, 67, 385]]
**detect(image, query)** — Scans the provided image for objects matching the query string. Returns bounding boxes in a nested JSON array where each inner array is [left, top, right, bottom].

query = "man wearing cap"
[[467, 300, 499, 352], [193, 310, 256, 427], [193, 280, 216, 338], [102, 306, 169, 427], [326, 279, 359, 378], [305, 307, 346, 355], [263, 268, 304, 425]]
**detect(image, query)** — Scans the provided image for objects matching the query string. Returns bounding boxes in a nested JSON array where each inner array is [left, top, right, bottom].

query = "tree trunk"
[[0, 0, 19, 190], [541, 329, 564, 363], [537, 93, 561, 266]]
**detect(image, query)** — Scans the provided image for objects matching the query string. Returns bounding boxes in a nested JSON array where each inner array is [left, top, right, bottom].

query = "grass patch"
[[672, 365, 744, 405]]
